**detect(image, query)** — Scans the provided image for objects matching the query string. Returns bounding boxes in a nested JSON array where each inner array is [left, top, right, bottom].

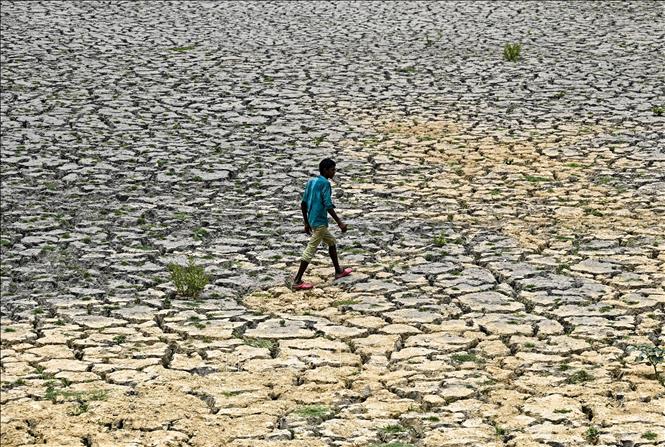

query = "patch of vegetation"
[[556, 263, 570, 273], [523, 174, 549, 182], [243, 337, 275, 350], [44, 382, 108, 405], [630, 344, 664, 386], [370, 443, 415, 447], [112, 335, 126, 345], [554, 408, 571, 413], [3, 327, 16, 332], [313, 135, 326, 146], [652, 105, 664, 116], [193, 227, 209, 241], [294, 404, 332, 419], [168, 257, 209, 298], [642, 431, 658, 441], [503, 43, 522, 62], [433, 232, 448, 247], [583, 207, 603, 217], [451, 353, 483, 364], [379, 425, 408, 435], [584, 425, 600, 444], [169, 45, 197, 53], [566, 369, 594, 384]]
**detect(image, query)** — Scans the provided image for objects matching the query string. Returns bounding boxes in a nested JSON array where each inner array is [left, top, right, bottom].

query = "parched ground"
[[1, 1, 664, 446]]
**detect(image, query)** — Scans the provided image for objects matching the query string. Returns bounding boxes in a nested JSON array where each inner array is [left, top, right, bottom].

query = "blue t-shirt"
[[302, 175, 334, 228]]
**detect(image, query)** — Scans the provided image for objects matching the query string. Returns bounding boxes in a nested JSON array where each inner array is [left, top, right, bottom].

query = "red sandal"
[[292, 280, 313, 291], [334, 268, 353, 280]]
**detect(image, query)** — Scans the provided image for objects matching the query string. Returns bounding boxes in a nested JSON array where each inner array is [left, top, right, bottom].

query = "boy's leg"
[[320, 227, 346, 276], [294, 228, 323, 284], [328, 245, 341, 274], [293, 260, 309, 284]]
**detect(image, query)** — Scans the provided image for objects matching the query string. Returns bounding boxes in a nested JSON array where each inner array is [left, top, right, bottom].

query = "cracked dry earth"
[[1, 1, 664, 447]]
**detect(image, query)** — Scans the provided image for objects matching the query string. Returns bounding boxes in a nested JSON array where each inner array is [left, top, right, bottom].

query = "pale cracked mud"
[[1, 1, 664, 447]]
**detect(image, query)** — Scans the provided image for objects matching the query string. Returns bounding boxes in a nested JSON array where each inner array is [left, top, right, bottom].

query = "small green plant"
[[556, 263, 570, 273], [642, 431, 658, 440], [503, 43, 522, 62], [379, 425, 408, 434], [433, 232, 448, 247], [631, 344, 664, 386], [583, 207, 603, 217], [451, 353, 483, 364], [112, 335, 127, 345], [168, 258, 209, 298], [331, 299, 358, 307], [193, 227, 209, 240], [652, 105, 664, 116], [243, 337, 275, 350], [294, 404, 331, 419], [566, 369, 594, 384], [585, 425, 600, 444], [524, 174, 549, 182]]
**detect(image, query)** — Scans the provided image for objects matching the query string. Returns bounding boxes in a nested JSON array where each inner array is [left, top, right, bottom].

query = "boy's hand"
[[304, 224, 312, 235], [339, 223, 348, 233]]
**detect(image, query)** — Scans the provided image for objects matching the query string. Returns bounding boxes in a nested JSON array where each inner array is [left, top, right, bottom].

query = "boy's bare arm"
[[328, 209, 347, 232], [301, 202, 311, 234]]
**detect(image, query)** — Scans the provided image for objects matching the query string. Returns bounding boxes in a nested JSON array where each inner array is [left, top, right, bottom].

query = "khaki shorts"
[[301, 226, 336, 262]]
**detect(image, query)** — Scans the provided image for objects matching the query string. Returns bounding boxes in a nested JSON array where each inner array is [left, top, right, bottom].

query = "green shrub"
[[294, 404, 331, 419], [642, 431, 657, 440], [584, 426, 600, 444], [566, 369, 594, 384], [631, 344, 664, 386], [503, 43, 522, 62], [168, 258, 209, 298], [433, 232, 448, 247]]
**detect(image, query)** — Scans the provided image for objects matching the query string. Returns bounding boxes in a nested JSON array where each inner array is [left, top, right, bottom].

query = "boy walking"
[[292, 158, 352, 290]]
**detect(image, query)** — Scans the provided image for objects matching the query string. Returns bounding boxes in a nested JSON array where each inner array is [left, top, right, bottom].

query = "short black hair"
[[319, 158, 336, 174]]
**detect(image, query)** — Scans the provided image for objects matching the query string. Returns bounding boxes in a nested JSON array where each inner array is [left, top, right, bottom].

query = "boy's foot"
[[292, 280, 313, 291], [334, 268, 353, 280]]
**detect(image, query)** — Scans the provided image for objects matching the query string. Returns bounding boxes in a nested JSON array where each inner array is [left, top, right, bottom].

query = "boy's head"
[[319, 158, 336, 178]]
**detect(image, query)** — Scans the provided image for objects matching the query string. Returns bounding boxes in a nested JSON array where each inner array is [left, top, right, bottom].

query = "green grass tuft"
[[294, 404, 331, 419], [503, 43, 522, 62], [168, 257, 209, 298]]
